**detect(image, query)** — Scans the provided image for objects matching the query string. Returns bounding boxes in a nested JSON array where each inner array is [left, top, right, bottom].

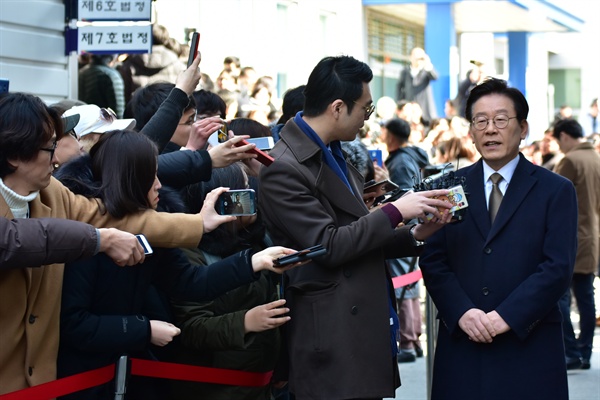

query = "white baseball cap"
[[63, 105, 135, 138]]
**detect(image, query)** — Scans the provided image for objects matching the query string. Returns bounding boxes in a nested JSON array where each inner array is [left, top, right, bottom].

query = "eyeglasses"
[[40, 141, 57, 160], [66, 129, 78, 140], [179, 111, 197, 126], [353, 101, 375, 119], [471, 115, 517, 131]]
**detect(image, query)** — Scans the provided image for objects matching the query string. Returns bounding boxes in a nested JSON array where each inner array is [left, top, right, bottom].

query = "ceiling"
[[364, 1, 584, 33]]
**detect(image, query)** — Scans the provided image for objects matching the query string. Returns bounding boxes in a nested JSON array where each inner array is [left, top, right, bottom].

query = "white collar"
[[482, 155, 519, 184]]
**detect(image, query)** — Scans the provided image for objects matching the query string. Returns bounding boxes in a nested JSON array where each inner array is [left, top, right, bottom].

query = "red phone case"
[[234, 139, 274, 166]]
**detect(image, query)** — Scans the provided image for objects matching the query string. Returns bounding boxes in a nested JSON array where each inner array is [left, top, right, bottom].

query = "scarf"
[[293, 112, 354, 194], [0, 178, 39, 218]]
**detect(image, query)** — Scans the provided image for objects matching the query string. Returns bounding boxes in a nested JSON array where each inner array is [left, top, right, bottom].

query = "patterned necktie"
[[489, 173, 504, 223]]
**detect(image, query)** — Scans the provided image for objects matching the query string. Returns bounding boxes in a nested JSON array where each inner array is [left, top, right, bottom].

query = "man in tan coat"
[[0, 92, 230, 395], [553, 118, 600, 370]]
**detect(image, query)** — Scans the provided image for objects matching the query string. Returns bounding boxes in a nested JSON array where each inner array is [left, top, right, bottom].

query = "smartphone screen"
[[246, 137, 274, 150], [218, 121, 228, 143], [217, 189, 257, 216]]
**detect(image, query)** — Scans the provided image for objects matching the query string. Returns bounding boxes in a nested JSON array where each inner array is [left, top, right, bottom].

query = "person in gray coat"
[[258, 55, 453, 400], [0, 217, 143, 269]]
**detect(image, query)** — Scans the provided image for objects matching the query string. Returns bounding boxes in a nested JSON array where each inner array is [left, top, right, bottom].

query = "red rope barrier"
[[0, 359, 273, 399], [391, 269, 422, 289], [130, 358, 273, 387], [0, 364, 114, 400]]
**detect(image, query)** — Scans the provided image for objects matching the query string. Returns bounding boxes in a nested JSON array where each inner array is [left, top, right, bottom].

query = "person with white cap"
[[63, 104, 136, 153]]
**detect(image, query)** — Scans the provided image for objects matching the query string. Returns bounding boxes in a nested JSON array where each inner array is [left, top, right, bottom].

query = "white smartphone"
[[135, 234, 153, 255], [246, 137, 274, 151]]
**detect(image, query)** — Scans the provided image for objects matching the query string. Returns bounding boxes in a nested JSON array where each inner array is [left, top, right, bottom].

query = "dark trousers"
[[559, 273, 596, 361]]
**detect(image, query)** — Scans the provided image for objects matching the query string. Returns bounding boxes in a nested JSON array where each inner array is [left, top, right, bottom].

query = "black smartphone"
[[187, 32, 200, 68], [364, 179, 399, 196], [217, 189, 257, 216], [135, 234, 153, 255], [273, 244, 327, 267]]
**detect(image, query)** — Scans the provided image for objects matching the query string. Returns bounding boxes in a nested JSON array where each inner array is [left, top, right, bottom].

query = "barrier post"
[[114, 355, 129, 400], [425, 293, 438, 400]]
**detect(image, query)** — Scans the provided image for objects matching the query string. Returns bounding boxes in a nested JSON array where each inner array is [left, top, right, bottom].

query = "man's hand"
[[98, 228, 145, 267], [244, 299, 291, 333], [150, 320, 181, 346], [362, 191, 379, 209], [458, 308, 496, 343], [184, 116, 224, 151], [174, 54, 201, 95], [208, 135, 257, 168], [486, 310, 510, 335], [391, 189, 451, 221], [373, 163, 389, 182], [410, 210, 454, 241]]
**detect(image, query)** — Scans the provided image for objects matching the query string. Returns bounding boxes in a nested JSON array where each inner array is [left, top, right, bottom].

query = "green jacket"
[[170, 246, 281, 400]]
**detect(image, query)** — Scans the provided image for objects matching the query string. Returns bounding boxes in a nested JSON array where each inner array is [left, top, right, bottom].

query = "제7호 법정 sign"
[[74, 25, 152, 54]]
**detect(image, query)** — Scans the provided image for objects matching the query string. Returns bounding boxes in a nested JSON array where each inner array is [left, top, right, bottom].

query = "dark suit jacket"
[[258, 119, 421, 399], [420, 154, 578, 400]]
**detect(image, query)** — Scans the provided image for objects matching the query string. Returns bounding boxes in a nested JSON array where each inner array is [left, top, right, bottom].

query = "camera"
[[413, 164, 469, 221]]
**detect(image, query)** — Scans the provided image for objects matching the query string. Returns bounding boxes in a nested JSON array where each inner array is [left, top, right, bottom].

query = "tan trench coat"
[[0, 177, 203, 394]]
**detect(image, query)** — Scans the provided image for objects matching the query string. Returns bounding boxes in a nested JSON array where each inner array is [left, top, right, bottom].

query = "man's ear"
[[330, 99, 344, 117], [6, 158, 18, 170], [519, 120, 529, 141]]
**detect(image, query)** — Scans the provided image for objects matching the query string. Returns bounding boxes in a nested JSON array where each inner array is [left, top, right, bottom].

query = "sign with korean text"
[[78, 0, 151, 22], [73, 25, 152, 54]]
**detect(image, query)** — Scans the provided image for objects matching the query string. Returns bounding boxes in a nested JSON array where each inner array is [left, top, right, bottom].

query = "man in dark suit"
[[258, 55, 453, 400], [420, 78, 578, 400]]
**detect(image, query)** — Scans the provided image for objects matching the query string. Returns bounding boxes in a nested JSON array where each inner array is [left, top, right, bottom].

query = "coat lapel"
[[465, 161, 491, 240], [282, 121, 368, 219], [315, 160, 368, 218]]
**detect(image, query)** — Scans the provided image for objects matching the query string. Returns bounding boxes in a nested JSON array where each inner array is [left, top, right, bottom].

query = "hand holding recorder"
[[273, 244, 327, 267], [251, 246, 307, 273], [390, 189, 453, 222]]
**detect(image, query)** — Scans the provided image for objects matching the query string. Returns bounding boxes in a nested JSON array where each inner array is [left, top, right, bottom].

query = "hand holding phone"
[[135, 234, 153, 255], [246, 137, 274, 151], [216, 189, 257, 216], [233, 139, 275, 166], [273, 245, 327, 267]]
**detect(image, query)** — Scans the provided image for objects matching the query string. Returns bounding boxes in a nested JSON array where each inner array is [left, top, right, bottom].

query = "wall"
[[0, 0, 72, 103], [153, 0, 365, 98]]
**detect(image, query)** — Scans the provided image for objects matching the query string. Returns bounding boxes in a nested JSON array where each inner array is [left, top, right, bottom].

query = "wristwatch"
[[409, 225, 426, 247]]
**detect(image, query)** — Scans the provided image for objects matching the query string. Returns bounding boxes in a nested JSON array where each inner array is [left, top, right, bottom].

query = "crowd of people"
[[1, 26, 599, 400]]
